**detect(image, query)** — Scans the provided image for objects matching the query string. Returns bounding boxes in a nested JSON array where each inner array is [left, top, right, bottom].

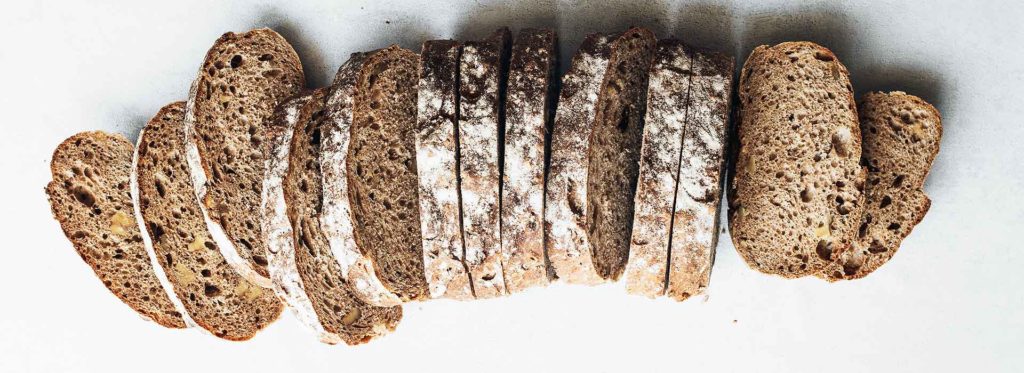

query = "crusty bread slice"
[[545, 33, 614, 285], [819, 91, 941, 281], [416, 40, 475, 300], [623, 40, 694, 298], [348, 45, 430, 302], [500, 28, 557, 293], [184, 28, 304, 284], [666, 50, 734, 301], [46, 131, 187, 329], [728, 42, 865, 278], [135, 103, 283, 341], [458, 28, 512, 297], [586, 27, 658, 280], [283, 89, 402, 345]]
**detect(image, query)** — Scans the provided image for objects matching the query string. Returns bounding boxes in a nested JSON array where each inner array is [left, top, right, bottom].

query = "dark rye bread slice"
[[666, 50, 734, 301], [544, 33, 614, 285], [458, 28, 512, 297], [185, 28, 304, 282], [623, 40, 694, 297], [46, 131, 187, 329], [586, 27, 658, 280], [348, 45, 430, 301], [500, 28, 557, 293], [416, 40, 475, 300], [135, 103, 283, 341], [819, 91, 942, 281], [728, 42, 866, 278], [284, 89, 402, 345]]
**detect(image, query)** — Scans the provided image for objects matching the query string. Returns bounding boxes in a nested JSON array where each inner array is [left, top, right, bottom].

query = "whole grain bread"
[[347, 45, 430, 301], [544, 33, 614, 285], [283, 89, 402, 345], [416, 40, 475, 300], [819, 91, 941, 281], [134, 103, 283, 341], [728, 42, 865, 278], [500, 28, 557, 293], [184, 28, 305, 284], [46, 131, 187, 329], [458, 28, 512, 297]]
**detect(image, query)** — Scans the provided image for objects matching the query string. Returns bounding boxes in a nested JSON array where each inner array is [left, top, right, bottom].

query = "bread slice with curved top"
[[819, 91, 941, 281], [135, 103, 283, 341], [46, 131, 187, 329], [184, 28, 304, 284], [728, 41, 865, 278]]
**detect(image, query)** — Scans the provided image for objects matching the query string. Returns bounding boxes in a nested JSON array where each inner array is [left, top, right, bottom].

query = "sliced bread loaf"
[[666, 50, 734, 301], [728, 42, 865, 278], [46, 131, 187, 329], [500, 28, 557, 293], [544, 33, 614, 285], [586, 27, 658, 280], [458, 28, 512, 297], [416, 40, 475, 300], [347, 45, 430, 301], [623, 40, 694, 298], [283, 88, 402, 345], [819, 91, 941, 281], [135, 103, 283, 341], [184, 28, 304, 284]]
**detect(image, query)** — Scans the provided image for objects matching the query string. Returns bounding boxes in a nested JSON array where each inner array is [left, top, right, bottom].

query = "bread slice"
[[545, 33, 614, 285], [819, 91, 941, 281], [586, 27, 658, 280], [500, 28, 557, 293], [347, 45, 430, 301], [46, 131, 187, 329], [184, 28, 304, 284], [283, 89, 402, 345], [416, 40, 475, 300], [666, 50, 734, 301], [134, 103, 283, 341], [458, 28, 512, 297], [728, 42, 865, 278], [623, 40, 694, 298]]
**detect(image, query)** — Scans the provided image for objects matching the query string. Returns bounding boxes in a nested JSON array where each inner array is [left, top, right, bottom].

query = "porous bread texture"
[[586, 27, 657, 280], [458, 28, 512, 297], [262, 91, 342, 344], [624, 40, 693, 298], [544, 33, 613, 285], [321, 52, 403, 307], [348, 45, 430, 302], [501, 28, 557, 293], [666, 50, 734, 301], [284, 88, 402, 345], [185, 28, 304, 282], [46, 131, 187, 329], [135, 104, 283, 341], [729, 41, 865, 278], [416, 41, 475, 300], [819, 91, 941, 281]]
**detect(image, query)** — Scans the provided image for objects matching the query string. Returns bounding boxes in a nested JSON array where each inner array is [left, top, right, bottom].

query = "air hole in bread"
[[204, 283, 221, 297], [887, 222, 901, 231], [892, 174, 906, 188], [867, 240, 887, 254], [258, 53, 273, 62], [880, 195, 892, 208], [71, 185, 97, 207], [815, 240, 833, 261], [230, 55, 243, 68]]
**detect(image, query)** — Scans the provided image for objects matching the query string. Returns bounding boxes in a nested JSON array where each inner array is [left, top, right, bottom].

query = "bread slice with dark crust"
[[283, 89, 402, 345], [819, 91, 941, 281], [348, 45, 430, 302], [458, 28, 512, 297], [46, 131, 187, 329], [416, 40, 475, 300], [135, 103, 283, 341], [185, 28, 304, 283], [501, 28, 558, 293], [728, 42, 865, 278], [586, 27, 658, 280]]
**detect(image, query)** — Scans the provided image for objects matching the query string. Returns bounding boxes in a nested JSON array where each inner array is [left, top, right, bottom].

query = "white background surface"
[[1, 0, 1021, 372]]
